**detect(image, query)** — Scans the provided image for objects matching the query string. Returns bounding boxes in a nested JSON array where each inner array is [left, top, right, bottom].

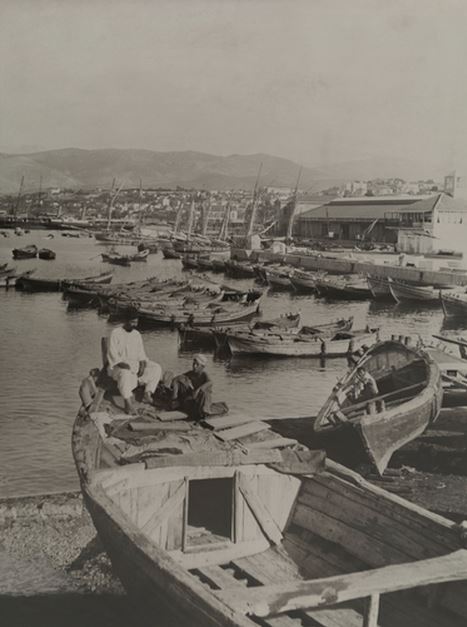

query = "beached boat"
[[38, 248, 56, 260], [73, 392, 467, 627], [388, 278, 443, 305], [315, 276, 372, 300], [12, 244, 38, 259], [226, 326, 378, 358], [366, 274, 394, 300], [137, 298, 262, 327], [314, 339, 442, 474], [440, 290, 467, 318]]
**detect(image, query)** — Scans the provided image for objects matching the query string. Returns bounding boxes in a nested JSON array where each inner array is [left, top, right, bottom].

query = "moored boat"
[[128, 249, 149, 262], [12, 244, 38, 259], [289, 269, 321, 292], [16, 274, 61, 292], [315, 275, 372, 300], [162, 247, 181, 260], [226, 326, 377, 358], [101, 252, 132, 266], [314, 339, 442, 474], [265, 268, 293, 290], [440, 290, 467, 318], [38, 248, 56, 260], [73, 388, 467, 627], [366, 274, 394, 300], [0, 269, 35, 288], [388, 278, 444, 305]]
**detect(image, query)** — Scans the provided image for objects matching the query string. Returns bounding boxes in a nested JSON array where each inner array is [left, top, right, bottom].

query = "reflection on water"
[[0, 230, 463, 496]]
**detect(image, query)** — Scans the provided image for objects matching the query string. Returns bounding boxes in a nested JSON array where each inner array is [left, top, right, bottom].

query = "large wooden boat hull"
[[227, 329, 378, 357], [289, 272, 319, 292], [265, 270, 293, 290], [73, 402, 467, 627], [314, 340, 443, 474]]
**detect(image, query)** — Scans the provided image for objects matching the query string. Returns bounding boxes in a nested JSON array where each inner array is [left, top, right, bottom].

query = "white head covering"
[[193, 354, 207, 366]]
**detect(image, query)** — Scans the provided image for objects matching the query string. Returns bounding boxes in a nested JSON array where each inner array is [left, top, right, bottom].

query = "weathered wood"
[[129, 421, 192, 432], [142, 482, 186, 536], [203, 414, 258, 430], [242, 437, 297, 450], [199, 566, 246, 591], [215, 421, 271, 442], [237, 472, 282, 545], [216, 549, 467, 617], [157, 410, 189, 422], [363, 594, 380, 627], [145, 449, 281, 469], [171, 538, 269, 569]]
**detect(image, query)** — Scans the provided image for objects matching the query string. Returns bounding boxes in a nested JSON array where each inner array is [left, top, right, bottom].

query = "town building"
[[295, 193, 467, 255]]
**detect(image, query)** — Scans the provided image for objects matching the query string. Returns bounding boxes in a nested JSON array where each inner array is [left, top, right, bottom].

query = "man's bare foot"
[[143, 392, 153, 405], [124, 398, 136, 414]]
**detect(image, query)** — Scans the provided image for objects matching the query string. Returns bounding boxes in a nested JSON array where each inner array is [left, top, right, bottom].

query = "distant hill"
[[0, 148, 443, 194]]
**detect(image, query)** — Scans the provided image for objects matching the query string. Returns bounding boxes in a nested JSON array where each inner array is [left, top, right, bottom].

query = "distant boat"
[[289, 269, 320, 293], [315, 276, 372, 300], [388, 278, 443, 305], [440, 290, 467, 318], [101, 252, 132, 266], [128, 249, 149, 262], [366, 274, 394, 300], [0, 269, 35, 289], [162, 247, 181, 260], [38, 248, 56, 260], [12, 244, 38, 259], [226, 326, 378, 358], [265, 268, 293, 290], [18, 270, 114, 293]]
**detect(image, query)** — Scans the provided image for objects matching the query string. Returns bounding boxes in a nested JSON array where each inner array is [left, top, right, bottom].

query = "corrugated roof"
[[297, 194, 440, 221]]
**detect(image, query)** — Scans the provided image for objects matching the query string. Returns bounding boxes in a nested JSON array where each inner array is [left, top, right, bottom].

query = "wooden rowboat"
[[12, 244, 38, 259], [180, 313, 302, 348], [226, 326, 377, 358], [440, 290, 467, 318], [388, 278, 443, 305], [38, 248, 56, 260], [366, 274, 394, 300], [162, 247, 181, 260], [289, 270, 321, 292], [314, 339, 442, 474], [137, 298, 262, 327], [265, 268, 293, 290], [73, 391, 467, 627], [315, 276, 372, 300]]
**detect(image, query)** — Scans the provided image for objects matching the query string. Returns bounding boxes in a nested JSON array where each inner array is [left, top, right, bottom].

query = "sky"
[[1, 0, 467, 170]]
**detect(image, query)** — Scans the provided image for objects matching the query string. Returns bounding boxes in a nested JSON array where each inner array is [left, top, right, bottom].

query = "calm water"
[[0, 230, 463, 497]]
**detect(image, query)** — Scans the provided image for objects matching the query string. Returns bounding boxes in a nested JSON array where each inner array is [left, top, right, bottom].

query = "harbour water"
[[0, 230, 464, 498]]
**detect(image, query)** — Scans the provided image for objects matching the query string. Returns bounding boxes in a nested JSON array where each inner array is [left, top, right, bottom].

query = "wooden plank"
[[145, 449, 281, 469], [142, 482, 186, 536], [242, 437, 297, 451], [171, 538, 269, 569], [199, 566, 246, 591], [215, 421, 270, 442], [238, 472, 282, 545], [157, 410, 189, 422], [203, 414, 258, 430], [215, 549, 467, 617], [363, 594, 380, 627], [129, 421, 192, 432]]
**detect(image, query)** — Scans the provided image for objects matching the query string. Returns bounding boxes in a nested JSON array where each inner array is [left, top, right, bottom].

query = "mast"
[[13, 175, 25, 216], [107, 180, 123, 231], [173, 200, 183, 234], [286, 167, 302, 242], [137, 178, 144, 231], [246, 162, 263, 236], [106, 178, 116, 230], [186, 195, 195, 240], [219, 200, 231, 241], [202, 192, 212, 236]]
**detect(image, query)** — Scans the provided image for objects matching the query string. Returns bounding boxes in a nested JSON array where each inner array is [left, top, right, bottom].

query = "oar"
[[433, 334, 467, 349]]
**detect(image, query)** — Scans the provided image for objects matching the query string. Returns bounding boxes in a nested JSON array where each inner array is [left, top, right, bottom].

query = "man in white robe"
[[107, 311, 162, 413]]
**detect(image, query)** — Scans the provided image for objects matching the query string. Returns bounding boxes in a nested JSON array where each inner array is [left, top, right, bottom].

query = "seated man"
[[170, 354, 212, 420], [351, 366, 379, 403], [107, 309, 162, 414]]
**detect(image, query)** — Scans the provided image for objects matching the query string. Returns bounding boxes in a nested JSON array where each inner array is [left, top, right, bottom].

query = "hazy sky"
[[1, 0, 467, 169]]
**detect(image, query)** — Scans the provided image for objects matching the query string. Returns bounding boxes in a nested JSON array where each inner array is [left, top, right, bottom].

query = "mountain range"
[[0, 148, 443, 194]]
